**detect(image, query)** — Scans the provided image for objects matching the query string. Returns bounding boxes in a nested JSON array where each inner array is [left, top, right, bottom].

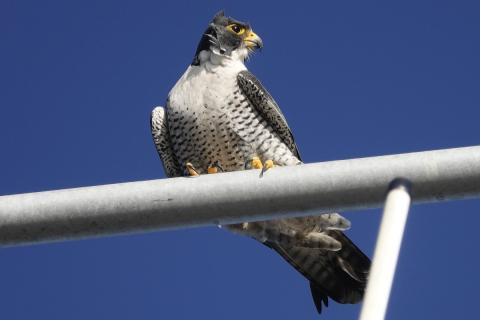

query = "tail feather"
[[264, 231, 370, 313], [310, 282, 329, 314]]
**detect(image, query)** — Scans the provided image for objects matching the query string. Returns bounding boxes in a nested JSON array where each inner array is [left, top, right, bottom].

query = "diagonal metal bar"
[[0, 146, 479, 246], [359, 179, 412, 320]]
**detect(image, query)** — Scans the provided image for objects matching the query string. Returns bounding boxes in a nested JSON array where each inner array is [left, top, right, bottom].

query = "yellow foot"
[[264, 160, 274, 170], [207, 160, 224, 174], [185, 162, 199, 177], [260, 159, 275, 176], [245, 157, 275, 176], [245, 156, 264, 170]]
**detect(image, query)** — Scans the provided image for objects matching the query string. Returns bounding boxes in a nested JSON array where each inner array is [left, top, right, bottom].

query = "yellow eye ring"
[[227, 24, 246, 35]]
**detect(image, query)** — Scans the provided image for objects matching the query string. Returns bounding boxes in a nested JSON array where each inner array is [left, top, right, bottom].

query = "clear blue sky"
[[1, 1, 479, 319]]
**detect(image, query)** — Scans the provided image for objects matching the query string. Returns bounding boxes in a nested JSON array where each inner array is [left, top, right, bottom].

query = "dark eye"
[[227, 24, 245, 35]]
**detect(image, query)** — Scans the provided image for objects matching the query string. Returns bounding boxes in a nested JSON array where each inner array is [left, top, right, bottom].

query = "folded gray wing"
[[237, 71, 301, 161], [150, 106, 182, 177]]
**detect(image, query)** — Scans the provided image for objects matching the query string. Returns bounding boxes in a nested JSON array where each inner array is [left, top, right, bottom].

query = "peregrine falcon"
[[151, 11, 370, 314]]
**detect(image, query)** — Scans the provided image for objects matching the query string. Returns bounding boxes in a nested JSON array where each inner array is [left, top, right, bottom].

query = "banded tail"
[[264, 230, 370, 314]]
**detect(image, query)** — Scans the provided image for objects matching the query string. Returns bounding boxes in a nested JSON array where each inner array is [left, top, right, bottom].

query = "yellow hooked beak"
[[244, 30, 263, 49]]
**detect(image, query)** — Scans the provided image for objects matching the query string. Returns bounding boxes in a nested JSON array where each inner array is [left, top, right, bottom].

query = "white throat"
[[197, 48, 248, 73]]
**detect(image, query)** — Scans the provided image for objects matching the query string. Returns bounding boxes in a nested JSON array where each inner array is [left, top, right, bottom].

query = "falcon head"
[[192, 11, 263, 65]]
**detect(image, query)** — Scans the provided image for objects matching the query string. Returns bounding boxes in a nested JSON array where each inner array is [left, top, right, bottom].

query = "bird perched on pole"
[[151, 11, 370, 315]]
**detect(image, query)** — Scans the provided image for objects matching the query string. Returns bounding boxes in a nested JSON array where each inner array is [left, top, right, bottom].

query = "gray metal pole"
[[0, 146, 479, 246], [359, 179, 412, 320]]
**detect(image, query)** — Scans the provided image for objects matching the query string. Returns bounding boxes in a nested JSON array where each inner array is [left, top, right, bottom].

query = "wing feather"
[[237, 71, 301, 161], [150, 106, 183, 177], [238, 71, 371, 313]]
